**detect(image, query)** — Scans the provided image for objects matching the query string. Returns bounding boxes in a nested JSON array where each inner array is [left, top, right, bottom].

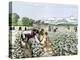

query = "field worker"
[[41, 32, 48, 48], [39, 29, 44, 42]]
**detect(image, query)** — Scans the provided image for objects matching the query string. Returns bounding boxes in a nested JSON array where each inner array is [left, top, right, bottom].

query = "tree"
[[12, 13, 20, 26], [9, 13, 20, 26], [29, 19, 34, 26], [41, 21, 44, 24], [35, 20, 41, 24], [22, 17, 33, 26]]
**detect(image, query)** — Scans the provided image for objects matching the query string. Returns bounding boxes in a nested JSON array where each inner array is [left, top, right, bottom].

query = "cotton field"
[[48, 26, 78, 56], [9, 25, 78, 58]]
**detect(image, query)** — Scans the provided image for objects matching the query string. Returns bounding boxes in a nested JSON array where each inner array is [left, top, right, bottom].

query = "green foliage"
[[35, 20, 41, 24], [41, 21, 44, 24], [17, 20, 22, 26], [9, 13, 20, 26], [12, 13, 19, 26], [22, 17, 33, 26]]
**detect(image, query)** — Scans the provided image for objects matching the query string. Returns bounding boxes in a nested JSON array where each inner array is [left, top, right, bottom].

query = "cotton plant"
[[9, 26, 78, 57], [48, 30, 78, 56], [11, 31, 27, 58]]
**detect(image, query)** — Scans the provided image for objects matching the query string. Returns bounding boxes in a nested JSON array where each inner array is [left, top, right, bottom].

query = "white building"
[[44, 16, 77, 24], [44, 17, 64, 24]]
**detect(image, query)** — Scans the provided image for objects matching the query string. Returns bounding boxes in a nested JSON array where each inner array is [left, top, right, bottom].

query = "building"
[[44, 16, 77, 25]]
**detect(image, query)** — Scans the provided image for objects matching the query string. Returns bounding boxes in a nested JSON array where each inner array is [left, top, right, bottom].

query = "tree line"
[[9, 13, 44, 26]]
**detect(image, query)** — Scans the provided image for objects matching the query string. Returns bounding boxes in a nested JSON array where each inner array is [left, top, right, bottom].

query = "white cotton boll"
[[48, 48, 51, 51], [49, 29, 77, 55], [12, 49, 14, 52], [32, 44, 35, 48], [49, 51, 53, 54], [44, 48, 47, 52], [21, 41, 25, 46]]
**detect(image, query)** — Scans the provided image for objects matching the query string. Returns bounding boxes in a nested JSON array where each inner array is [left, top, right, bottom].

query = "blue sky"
[[12, 1, 78, 20]]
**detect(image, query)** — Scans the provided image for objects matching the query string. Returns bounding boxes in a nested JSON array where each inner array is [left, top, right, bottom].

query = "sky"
[[12, 1, 78, 21]]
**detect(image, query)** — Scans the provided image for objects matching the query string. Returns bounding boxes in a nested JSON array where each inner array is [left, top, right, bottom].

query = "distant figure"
[[54, 27, 58, 32], [40, 32, 48, 47], [39, 29, 44, 42], [19, 27, 22, 31], [25, 27, 27, 31], [9, 26, 15, 30], [48, 26, 51, 31], [13, 27, 15, 30], [74, 26, 77, 32]]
